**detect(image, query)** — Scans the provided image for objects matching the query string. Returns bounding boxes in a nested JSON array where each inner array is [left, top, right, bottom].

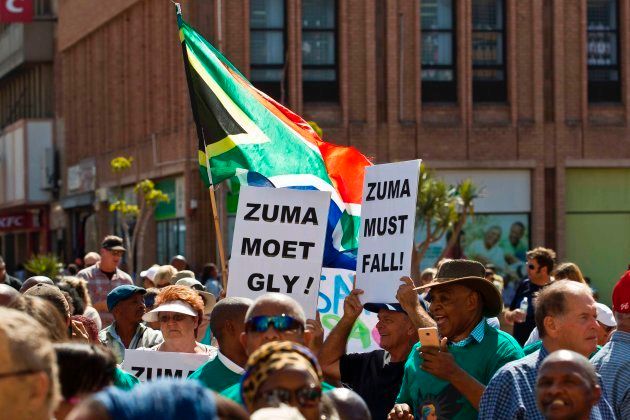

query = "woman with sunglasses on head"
[[139, 285, 217, 355], [242, 341, 325, 420]]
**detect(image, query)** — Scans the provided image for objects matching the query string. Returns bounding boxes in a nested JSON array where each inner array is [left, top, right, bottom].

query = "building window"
[[250, 0, 287, 102], [587, 0, 620, 102], [156, 218, 186, 265], [302, 0, 338, 102], [421, 0, 457, 102], [472, 0, 506, 102]]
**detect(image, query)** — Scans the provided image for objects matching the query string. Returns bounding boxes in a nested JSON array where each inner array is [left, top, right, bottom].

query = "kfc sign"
[[0, 213, 35, 232], [0, 0, 33, 23]]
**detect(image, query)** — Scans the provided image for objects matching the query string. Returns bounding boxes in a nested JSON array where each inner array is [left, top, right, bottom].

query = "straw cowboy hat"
[[415, 259, 503, 317]]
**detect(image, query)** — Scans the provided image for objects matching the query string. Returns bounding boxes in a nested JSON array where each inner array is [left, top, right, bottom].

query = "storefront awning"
[[60, 192, 94, 209]]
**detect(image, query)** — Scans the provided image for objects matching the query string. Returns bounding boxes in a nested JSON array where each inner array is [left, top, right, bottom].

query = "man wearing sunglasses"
[[504, 247, 555, 346], [220, 293, 334, 405], [77, 235, 133, 326], [0, 308, 60, 420]]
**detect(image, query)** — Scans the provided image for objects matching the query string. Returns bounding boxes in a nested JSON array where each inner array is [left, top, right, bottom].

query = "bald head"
[[541, 350, 598, 386], [170, 255, 187, 271], [241, 293, 309, 356], [245, 293, 306, 325], [537, 350, 601, 419], [20, 276, 55, 293], [210, 297, 253, 342], [326, 388, 371, 420], [0, 284, 20, 307], [83, 252, 101, 267]]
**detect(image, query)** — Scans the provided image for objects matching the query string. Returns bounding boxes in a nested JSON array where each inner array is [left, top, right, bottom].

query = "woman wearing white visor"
[[139, 285, 217, 356]]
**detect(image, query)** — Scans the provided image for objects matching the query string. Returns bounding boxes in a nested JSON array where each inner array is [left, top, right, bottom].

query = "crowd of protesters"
[[0, 235, 628, 420]]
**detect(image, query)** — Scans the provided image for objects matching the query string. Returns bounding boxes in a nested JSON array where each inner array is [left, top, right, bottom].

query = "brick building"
[[56, 0, 630, 302], [0, 0, 56, 272]]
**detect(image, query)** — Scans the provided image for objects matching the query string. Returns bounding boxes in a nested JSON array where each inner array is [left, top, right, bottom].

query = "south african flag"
[[176, 7, 371, 270]]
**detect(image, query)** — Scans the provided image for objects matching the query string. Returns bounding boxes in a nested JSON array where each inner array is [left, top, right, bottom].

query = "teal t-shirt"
[[396, 322, 524, 420], [220, 380, 336, 406], [188, 354, 242, 393], [113, 367, 140, 390]]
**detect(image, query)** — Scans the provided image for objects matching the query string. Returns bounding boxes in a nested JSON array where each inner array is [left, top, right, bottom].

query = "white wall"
[[27, 121, 53, 202]]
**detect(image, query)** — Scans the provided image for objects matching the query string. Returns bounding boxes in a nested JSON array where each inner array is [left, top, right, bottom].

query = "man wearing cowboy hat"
[[389, 259, 524, 420]]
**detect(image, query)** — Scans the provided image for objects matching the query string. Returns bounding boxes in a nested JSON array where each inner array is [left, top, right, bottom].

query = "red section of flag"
[[0, 0, 33, 23], [225, 65, 372, 205]]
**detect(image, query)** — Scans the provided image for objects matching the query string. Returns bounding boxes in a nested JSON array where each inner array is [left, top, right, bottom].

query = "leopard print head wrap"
[[240, 341, 323, 411]]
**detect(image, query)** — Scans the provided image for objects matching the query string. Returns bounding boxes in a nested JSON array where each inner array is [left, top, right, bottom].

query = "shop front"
[[0, 119, 54, 271], [0, 207, 48, 272]]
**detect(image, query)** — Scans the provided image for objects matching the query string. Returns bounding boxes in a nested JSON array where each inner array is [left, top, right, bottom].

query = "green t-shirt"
[[220, 380, 337, 406], [396, 322, 524, 420], [113, 367, 140, 390], [188, 354, 243, 393], [524, 340, 601, 357]]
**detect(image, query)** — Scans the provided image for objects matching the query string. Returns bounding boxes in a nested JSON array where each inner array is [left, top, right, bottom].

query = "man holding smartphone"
[[390, 259, 524, 420]]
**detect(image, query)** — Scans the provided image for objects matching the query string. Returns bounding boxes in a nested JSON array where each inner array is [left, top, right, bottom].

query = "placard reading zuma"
[[356, 160, 421, 304], [227, 186, 331, 317], [122, 350, 210, 382]]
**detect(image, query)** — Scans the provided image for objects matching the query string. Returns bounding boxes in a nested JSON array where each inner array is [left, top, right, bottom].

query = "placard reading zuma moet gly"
[[227, 186, 331, 317]]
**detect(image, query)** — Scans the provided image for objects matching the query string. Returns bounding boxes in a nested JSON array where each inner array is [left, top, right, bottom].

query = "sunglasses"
[[260, 385, 322, 407], [528, 264, 536, 270], [158, 313, 189, 323], [245, 314, 304, 333], [108, 250, 125, 257]]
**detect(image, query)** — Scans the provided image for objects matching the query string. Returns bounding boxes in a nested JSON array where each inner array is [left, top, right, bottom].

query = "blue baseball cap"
[[363, 302, 405, 313], [107, 285, 146, 312], [364, 296, 430, 314]]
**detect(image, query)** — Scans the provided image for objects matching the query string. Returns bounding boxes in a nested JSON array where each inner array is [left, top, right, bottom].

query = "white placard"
[[355, 160, 421, 304], [122, 349, 211, 382], [318, 268, 380, 353], [227, 186, 331, 317]]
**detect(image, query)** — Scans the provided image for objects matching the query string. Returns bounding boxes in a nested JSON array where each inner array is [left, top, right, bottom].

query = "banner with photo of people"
[[417, 213, 530, 286]]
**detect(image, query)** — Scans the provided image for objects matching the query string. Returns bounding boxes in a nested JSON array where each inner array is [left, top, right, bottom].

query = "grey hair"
[[0, 307, 61, 414], [209, 297, 253, 342], [244, 293, 307, 325]]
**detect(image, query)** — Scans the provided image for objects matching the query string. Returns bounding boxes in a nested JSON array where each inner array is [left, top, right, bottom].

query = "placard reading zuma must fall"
[[356, 160, 421, 304], [227, 186, 331, 317]]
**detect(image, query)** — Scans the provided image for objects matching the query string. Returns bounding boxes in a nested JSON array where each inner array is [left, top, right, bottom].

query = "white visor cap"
[[142, 299, 198, 323]]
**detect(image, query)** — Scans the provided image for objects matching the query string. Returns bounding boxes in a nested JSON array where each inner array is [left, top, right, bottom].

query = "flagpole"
[[176, 2, 229, 292], [202, 131, 229, 292], [208, 185, 228, 291]]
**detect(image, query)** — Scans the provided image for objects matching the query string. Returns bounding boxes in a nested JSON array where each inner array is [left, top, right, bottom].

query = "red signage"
[[0, 0, 33, 23], [0, 212, 35, 232]]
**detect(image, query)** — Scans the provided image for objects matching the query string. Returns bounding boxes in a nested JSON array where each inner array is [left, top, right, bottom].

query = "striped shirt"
[[591, 330, 630, 420], [479, 346, 616, 420], [77, 263, 133, 325]]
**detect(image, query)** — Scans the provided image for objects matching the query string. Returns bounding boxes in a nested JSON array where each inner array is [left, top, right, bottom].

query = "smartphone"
[[418, 327, 439, 348]]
